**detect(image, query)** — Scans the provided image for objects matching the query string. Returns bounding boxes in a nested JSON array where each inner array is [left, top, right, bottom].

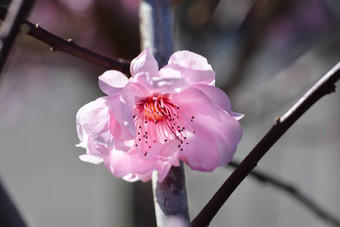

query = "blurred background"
[[0, 0, 339, 226]]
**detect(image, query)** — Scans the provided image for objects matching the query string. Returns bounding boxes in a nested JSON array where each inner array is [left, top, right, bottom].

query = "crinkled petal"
[[99, 70, 129, 95], [76, 97, 114, 145], [130, 48, 159, 78], [160, 50, 215, 84], [106, 94, 135, 141], [77, 133, 108, 164], [119, 82, 148, 136]]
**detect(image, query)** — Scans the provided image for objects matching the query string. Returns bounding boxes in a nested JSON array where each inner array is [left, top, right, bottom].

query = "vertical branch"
[[0, 0, 34, 73], [139, 0, 173, 68], [139, 0, 190, 226], [0, 0, 34, 225], [0, 179, 27, 226]]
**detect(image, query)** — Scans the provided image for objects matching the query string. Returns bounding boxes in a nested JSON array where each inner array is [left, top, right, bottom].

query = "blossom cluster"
[[76, 49, 243, 182]]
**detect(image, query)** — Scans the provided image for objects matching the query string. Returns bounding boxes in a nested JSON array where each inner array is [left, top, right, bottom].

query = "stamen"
[[133, 94, 196, 154]]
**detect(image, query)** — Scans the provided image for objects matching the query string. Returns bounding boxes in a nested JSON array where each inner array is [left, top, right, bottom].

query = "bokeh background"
[[0, 0, 339, 226]]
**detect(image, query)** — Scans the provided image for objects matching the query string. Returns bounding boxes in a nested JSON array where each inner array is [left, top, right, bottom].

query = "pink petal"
[[178, 109, 243, 170], [119, 82, 148, 136], [106, 94, 136, 141], [79, 154, 103, 165], [77, 133, 109, 164], [76, 97, 114, 145], [156, 152, 180, 182], [130, 48, 159, 78], [171, 87, 220, 120], [191, 84, 232, 112], [98, 70, 129, 95], [134, 72, 188, 94], [160, 50, 215, 84], [182, 109, 243, 151], [192, 84, 244, 120], [159, 139, 179, 156], [104, 149, 156, 181], [179, 134, 220, 171]]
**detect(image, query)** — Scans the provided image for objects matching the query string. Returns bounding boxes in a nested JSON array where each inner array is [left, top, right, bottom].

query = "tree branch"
[[0, 0, 35, 225], [191, 61, 340, 226], [0, 5, 131, 77], [0, 178, 27, 227], [0, 0, 34, 73], [227, 161, 340, 227], [139, 0, 190, 226]]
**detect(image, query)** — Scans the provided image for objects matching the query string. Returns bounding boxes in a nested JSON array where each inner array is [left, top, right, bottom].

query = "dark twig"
[[228, 161, 340, 227], [191, 62, 340, 227], [0, 0, 34, 73], [0, 5, 131, 77], [0, 178, 27, 227], [0, 0, 34, 225]]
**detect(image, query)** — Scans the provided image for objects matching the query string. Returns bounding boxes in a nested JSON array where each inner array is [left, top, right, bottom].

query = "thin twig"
[[191, 61, 340, 227], [0, 5, 131, 77], [0, 0, 34, 73], [228, 161, 340, 227]]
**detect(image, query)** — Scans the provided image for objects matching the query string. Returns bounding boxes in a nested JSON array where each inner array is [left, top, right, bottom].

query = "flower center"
[[142, 95, 176, 122], [133, 94, 195, 157]]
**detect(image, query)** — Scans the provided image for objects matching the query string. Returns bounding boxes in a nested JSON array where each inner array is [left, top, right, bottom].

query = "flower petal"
[[76, 97, 114, 145], [171, 87, 220, 120], [179, 133, 220, 171], [178, 107, 243, 170], [99, 70, 129, 95], [160, 50, 215, 84], [106, 94, 136, 141], [191, 84, 232, 112], [79, 154, 103, 165], [191, 84, 244, 120], [130, 48, 159, 78], [104, 149, 156, 182], [156, 152, 180, 182], [134, 72, 188, 94]]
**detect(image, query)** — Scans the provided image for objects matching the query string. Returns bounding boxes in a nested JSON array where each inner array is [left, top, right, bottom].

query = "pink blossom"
[[76, 49, 243, 182]]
